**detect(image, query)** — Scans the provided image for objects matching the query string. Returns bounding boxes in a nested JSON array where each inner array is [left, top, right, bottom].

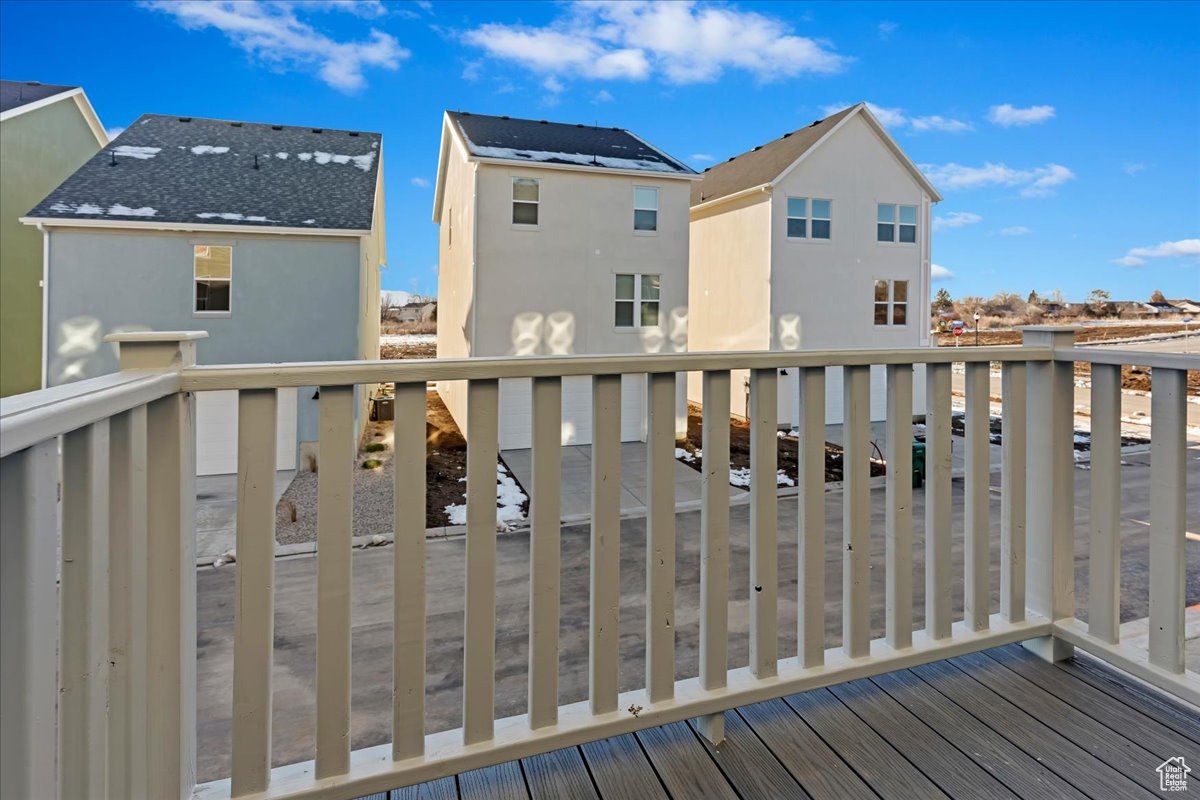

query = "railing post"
[[1019, 326, 1077, 662], [110, 332, 203, 798]]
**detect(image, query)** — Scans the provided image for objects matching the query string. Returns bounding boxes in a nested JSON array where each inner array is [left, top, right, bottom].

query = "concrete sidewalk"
[[501, 442, 748, 517], [195, 470, 295, 559]]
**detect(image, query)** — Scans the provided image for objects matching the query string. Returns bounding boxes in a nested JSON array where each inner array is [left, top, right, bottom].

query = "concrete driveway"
[[195, 470, 295, 560]]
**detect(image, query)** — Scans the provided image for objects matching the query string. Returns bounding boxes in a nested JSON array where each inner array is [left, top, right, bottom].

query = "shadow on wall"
[[50, 316, 151, 384], [508, 307, 689, 356]]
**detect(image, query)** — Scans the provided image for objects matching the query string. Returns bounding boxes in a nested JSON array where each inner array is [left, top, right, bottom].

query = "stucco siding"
[[0, 97, 102, 396]]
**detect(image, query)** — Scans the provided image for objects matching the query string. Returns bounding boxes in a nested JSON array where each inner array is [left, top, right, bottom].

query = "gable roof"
[[691, 102, 942, 207], [1, 80, 78, 113], [447, 111, 696, 177], [23, 113, 382, 233]]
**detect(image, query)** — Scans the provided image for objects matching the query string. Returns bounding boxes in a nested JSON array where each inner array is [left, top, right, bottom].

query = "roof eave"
[[690, 183, 772, 213], [20, 216, 370, 237], [469, 155, 701, 181]]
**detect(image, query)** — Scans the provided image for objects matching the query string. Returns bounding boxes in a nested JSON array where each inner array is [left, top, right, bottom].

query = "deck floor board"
[[372, 649, 1194, 800]]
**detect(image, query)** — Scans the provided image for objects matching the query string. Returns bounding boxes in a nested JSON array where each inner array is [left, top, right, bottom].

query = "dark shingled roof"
[[448, 111, 695, 176], [1, 80, 78, 113], [691, 105, 857, 206], [27, 113, 382, 230]]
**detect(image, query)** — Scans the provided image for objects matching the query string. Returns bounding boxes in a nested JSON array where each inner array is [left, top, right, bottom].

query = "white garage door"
[[499, 375, 645, 450], [195, 388, 298, 476]]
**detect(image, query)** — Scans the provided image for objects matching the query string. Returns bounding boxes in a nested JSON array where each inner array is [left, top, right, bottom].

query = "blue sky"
[[2, 0, 1197, 301]]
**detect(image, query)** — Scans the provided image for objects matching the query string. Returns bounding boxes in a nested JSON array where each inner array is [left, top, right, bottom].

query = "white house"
[[687, 102, 942, 425], [432, 111, 699, 449]]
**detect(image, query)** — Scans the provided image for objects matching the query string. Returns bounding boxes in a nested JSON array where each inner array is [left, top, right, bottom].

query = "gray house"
[[21, 113, 385, 474]]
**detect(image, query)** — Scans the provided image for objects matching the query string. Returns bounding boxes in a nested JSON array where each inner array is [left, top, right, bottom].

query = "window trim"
[[785, 196, 833, 242], [873, 278, 909, 327], [876, 202, 918, 246], [614, 272, 662, 331], [193, 244, 232, 318], [633, 185, 659, 235], [511, 176, 540, 229]]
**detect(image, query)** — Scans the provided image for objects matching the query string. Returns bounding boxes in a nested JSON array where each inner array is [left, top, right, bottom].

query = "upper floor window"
[[634, 186, 659, 231], [194, 245, 232, 314], [786, 197, 831, 240], [877, 203, 917, 243], [512, 177, 539, 225], [874, 279, 908, 326], [615, 273, 661, 328]]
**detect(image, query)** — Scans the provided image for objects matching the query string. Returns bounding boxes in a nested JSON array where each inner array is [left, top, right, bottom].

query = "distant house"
[[687, 102, 941, 424], [0, 79, 107, 396], [22, 113, 385, 474], [395, 300, 435, 323], [1168, 299, 1200, 314], [1144, 301, 1182, 315], [432, 111, 698, 449]]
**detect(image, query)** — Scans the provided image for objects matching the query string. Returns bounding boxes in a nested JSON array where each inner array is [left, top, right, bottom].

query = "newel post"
[[105, 331, 205, 798], [1019, 326, 1078, 662]]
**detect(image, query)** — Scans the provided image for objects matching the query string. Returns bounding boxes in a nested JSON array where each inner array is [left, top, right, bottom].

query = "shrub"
[[361, 459, 383, 470], [364, 442, 387, 453]]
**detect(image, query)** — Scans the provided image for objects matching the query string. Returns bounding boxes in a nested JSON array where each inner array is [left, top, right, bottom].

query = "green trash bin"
[[911, 441, 926, 488]]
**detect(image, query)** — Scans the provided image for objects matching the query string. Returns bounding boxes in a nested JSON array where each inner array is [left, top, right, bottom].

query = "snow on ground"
[[729, 467, 795, 488], [382, 333, 437, 345], [444, 462, 527, 530]]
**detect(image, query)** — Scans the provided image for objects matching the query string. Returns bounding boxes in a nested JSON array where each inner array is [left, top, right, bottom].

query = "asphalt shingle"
[[0, 79, 77, 113]]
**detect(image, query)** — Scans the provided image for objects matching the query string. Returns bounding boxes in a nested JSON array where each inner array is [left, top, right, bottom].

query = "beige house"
[[688, 102, 942, 425], [432, 111, 699, 448]]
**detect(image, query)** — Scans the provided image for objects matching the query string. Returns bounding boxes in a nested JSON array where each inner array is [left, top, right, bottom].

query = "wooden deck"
[[362, 645, 1199, 800]]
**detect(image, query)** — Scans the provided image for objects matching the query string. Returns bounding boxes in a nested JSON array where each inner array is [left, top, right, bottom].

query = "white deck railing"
[[0, 327, 1195, 800]]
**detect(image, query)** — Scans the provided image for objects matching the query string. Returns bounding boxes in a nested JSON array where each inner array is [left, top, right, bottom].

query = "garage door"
[[195, 388, 298, 476], [499, 375, 645, 450]]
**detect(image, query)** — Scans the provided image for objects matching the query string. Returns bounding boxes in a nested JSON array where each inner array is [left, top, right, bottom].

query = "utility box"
[[911, 441, 926, 488], [371, 396, 395, 422]]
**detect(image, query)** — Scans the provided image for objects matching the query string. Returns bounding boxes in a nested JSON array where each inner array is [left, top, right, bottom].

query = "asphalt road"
[[194, 446, 1199, 781]]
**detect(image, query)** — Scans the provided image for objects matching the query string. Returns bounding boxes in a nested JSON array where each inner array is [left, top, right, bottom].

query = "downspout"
[[37, 223, 49, 388]]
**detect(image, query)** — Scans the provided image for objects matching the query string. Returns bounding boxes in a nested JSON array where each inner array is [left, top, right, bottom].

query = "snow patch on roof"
[[296, 150, 376, 172], [470, 145, 683, 173], [190, 145, 230, 155], [301, 219, 316, 224], [196, 212, 271, 222], [275, 152, 288, 159], [112, 145, 161, 160], [108, 204, 157, 217], [48, 201, 156, 217]]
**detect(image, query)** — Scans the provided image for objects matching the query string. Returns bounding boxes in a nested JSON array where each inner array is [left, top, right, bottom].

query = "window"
[[873, 279, 908, 326], [786, 197, 832, 239], [194, 245, 231, 314], [615, 273, 661, 328], [877, 203, 917, 243], [512, 177, 539, 225], [634, 186, 658, 231]]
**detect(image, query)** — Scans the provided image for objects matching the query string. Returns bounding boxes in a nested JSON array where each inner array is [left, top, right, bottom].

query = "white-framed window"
[[877, 203, 917, 243], [194, 244, 232, 314], [634, 186, 658, 232], [615, 273, 661, 328], [512, 177, 539, 225], [786, 197, 832, 239], [873, 279, 908, 326]]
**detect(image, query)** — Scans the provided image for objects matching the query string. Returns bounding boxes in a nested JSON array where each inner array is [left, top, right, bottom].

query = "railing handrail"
[[0, 370, 180, 458], [1058, 346, 1200, 371], [179, 345, 1053, 390]]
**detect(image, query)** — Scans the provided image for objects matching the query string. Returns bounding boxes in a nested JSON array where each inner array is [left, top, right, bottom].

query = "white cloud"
[[690, 153, 714, 163], [591, 89, 614, 104], [105, 126, 125, 140], [877, 21, 898, 40], [1000, 226, 1031, 236], [142, 0, 408, 92], [1114, 239, 1200, 267], [464, 2, 849, 85], [931, 264, 955, 281], [410, 177, 429, 188], [987, 103, 1055, 127], [920, 161, 1075, 197], [306, 0, 387, 18], [1123, 162, 1145, 175], [543, 75, 565, 93], [461, 59, 482, 82], [822, 101, 971, 133], [932, 211, 982, 231]]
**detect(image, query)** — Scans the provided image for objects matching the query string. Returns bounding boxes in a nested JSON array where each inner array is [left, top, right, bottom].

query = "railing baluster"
[[964, 362, 991, 632], [1149, 367, 1187, 673], [231, 390, 278, 795], [1000, 362, 1026, 623], [925, 362, 952, 640], [464, 379, 500, 744], [749, 368, 778, 677], [394, 381, 428, 757], [698, 370, 730, 744], [316, 385, 355, 777], [1088, 363, 1121, 643], [646, 371, 677, 702], [798, 367, 826, 667], [528, 376, 562, 730], [842, 366, 870, 658], [0, 440, 60, 800], [60, 421, 111, 799], [590, 374, 622, 715], [885, 364, 913, 650], [108, 407, 149, 800]]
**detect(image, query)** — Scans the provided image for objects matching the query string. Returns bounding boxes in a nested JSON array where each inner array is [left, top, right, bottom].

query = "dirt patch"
[[676, 402, 885, 485], [946, 412, 1149, 451], [934, 322, 1193, 348], [380, 338, 435, 360]]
